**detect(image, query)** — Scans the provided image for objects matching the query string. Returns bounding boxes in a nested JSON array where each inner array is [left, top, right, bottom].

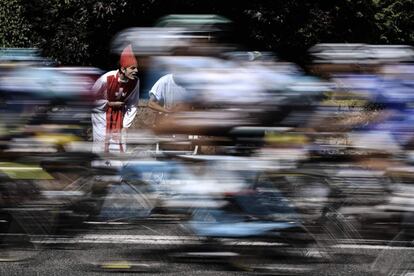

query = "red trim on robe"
[[104, 73, 137, 152]]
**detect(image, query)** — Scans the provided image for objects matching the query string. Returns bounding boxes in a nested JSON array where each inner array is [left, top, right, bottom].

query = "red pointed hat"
[[120, 44, 138, 68]]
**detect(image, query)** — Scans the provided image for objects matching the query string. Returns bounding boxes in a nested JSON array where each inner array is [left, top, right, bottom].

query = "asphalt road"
[[0, 220, 413, 276]]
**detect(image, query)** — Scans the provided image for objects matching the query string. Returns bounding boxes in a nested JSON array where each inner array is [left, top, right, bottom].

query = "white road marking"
[[28, 234, 414, 251], [333, 244, 414, 250], [83, 221, 131, 225], [31, 234, 287, 246]]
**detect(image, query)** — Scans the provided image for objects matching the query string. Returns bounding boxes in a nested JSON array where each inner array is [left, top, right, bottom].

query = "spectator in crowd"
[[91, 44, 140, 153]]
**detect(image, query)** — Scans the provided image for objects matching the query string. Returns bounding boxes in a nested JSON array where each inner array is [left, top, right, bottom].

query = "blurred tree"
[[21, 0, 92, 65], [236, 0, 380, 64], [0, 0, 32, 47], [0, 0, 412, 67], [375, 0, 414, 44]]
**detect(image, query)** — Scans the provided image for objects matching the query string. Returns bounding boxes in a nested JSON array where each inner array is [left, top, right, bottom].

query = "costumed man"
[[91, 44, 140, 153]]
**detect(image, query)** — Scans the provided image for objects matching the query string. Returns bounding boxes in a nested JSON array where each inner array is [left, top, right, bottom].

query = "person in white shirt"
[[148, 74, 187, 113]]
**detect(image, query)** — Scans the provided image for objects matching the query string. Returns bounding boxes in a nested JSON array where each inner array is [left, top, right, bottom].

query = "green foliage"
[[21, 0, 93, 65], [376, 0, 414, 44], [237, 0, 381, 63], [1, 0, 413, 66], [0, 0, 32, 47]]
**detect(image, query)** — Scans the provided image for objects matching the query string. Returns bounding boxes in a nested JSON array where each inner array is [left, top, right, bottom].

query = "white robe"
[[91, 70, 139, 153]]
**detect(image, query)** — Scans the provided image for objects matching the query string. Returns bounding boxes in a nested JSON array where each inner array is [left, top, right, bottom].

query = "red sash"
[[104, 73, 137, 152]]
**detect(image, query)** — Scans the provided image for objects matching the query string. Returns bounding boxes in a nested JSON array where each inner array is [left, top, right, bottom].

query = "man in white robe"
[[91, 44, 140, 153]]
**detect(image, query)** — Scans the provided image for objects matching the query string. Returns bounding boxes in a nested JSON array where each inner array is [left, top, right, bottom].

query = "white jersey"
[[149, 74, 187, 110]]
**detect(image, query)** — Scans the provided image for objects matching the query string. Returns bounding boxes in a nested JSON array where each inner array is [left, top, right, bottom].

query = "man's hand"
[[148, 98, 170, 113], [108, 101, 124, 107]]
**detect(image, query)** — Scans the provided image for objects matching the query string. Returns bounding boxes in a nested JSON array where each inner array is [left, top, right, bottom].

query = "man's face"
[[121, 64, 138, 80]]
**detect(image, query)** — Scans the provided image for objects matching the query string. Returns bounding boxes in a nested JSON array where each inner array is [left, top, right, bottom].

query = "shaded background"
[[1, 0, 413, 69]]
